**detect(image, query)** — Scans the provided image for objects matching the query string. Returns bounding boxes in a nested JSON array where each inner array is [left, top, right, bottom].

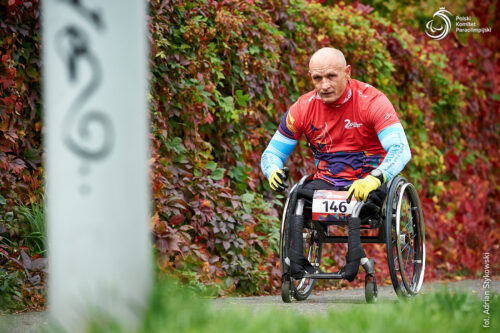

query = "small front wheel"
[[281, 279, 293, 303], [365, 275, 378, 303]]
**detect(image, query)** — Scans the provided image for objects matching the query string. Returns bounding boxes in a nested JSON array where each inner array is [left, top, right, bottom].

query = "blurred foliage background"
[[0, 0, 498, 311]]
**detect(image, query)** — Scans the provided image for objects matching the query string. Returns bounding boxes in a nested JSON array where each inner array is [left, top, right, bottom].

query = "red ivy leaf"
[[167, 236, 181, 253], [156, 238, 168, 253], [4, 130, 18, 143], [204, 112, 214, 125], [10, 158, 26, 174], [170, 214, 185, 226]]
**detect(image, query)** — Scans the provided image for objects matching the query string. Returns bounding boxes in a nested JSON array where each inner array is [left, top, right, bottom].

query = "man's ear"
[[345, 65, 351, 79]]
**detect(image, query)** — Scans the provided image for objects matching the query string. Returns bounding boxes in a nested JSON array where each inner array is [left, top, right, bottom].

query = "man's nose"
[[319, 78, 332, 90]]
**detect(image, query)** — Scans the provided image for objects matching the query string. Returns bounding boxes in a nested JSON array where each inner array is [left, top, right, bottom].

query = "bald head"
[[308, 47, 351, 104], [309, 47, 346, 69]]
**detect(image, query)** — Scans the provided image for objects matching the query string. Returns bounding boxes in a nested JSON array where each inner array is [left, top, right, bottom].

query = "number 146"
[[322, 200, 347, 213]]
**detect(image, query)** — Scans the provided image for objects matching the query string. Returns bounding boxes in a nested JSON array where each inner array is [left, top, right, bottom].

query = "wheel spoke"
[[409, 226, 417, 239], [404, 245, 411, 276], [408, 247, 414, 287], [401, 212, 409, 233], [403, 193, 413, 234], [393, 247, 399, 270], [400, 241, 410, 254], [401, 194, 410, 231]]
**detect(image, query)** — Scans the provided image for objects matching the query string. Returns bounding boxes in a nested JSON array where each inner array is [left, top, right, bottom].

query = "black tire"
[[279, 185, 295, 303], [385, 176, 426, 298], [394, 183, 426, 295], [291, 227, 321, 301], [281, 280, 292, 303], [385, 176, 410, 298], [365, 275, 378, 304]]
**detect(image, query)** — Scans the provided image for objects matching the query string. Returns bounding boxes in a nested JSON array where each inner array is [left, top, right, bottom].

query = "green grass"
[[81, 278, 498, 333], [18, 199, 46, 255]]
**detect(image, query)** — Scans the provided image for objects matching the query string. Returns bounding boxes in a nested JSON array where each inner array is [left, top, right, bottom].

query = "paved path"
[[0, 279, 497, 332], [213, 279, 500, 314], [0, 311, 48, 333]]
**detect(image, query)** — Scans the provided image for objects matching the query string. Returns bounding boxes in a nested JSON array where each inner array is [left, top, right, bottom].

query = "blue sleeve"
[[376, 123, 411, 181], [261, 130, 298, 179]]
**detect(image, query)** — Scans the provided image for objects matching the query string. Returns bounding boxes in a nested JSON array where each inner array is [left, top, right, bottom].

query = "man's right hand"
[[269, 168, 289, 192]]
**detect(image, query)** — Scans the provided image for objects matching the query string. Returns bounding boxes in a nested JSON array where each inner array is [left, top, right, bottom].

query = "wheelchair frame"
[[279, 175, 426, 303]]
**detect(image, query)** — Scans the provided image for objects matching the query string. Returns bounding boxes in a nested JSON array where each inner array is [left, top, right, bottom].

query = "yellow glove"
[[346, 175, 381, 203], [269, 168, 289, 192]]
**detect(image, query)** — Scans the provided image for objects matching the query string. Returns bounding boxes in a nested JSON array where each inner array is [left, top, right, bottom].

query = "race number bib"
[[312, 190, 357, 221]]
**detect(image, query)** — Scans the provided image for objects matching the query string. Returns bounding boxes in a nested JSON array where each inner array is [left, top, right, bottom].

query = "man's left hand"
[[346, 175, 381, 203]]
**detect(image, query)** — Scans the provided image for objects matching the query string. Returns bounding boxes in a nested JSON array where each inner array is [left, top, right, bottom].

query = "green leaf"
[[241, 193, 255, 203], [205, 161, 217, 171], [5, 212, 14, 222], [173, 154, 189, 164], [235, 90, 250, 107], [24, 149, 41, 162], [490, 93, 500, 101], [0, 195, 6, 205], [248, 45, 260, 55], [210, 168, 226, 180], [26, 66, 38, 79]]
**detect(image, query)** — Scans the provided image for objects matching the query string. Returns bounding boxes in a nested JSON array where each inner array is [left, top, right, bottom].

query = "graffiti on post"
[[55, 0, 114, 195]]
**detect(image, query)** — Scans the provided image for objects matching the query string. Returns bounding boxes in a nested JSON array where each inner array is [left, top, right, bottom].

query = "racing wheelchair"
[[279, 172, 425, 303]]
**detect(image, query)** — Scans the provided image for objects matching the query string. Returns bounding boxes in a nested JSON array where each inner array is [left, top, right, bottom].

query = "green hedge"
[[1, 0, 498, 305]]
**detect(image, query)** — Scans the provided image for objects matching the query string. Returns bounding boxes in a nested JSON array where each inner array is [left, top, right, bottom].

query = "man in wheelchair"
[[261, 47, 411, 282]]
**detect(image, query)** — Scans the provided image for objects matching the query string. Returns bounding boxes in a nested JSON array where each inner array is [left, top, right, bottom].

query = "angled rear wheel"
[[385, 177, 425, 298], [395, 183, 425, 295]]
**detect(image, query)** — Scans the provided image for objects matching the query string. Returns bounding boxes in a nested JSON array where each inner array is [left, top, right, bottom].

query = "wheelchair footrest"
[[303, 272, 344, 280]]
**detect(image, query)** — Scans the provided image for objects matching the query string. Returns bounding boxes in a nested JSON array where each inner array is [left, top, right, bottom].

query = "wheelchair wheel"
[[280, 184, 296, 303], [291, 226, 322, 301], [279, 184, 321, 302], [281, 280, 292, 303], [385, 176, 426, 297], [365, 275, 378, 303]]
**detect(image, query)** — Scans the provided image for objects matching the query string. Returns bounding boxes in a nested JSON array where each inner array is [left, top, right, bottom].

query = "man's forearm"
[[260, 130, 298, 179], [376, 123, 412, 181]]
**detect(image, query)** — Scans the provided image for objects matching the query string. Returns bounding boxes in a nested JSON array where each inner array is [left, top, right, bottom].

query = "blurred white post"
[[42, 0, 151, 330]]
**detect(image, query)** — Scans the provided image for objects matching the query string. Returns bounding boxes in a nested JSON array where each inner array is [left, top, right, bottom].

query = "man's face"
[[309, 65, 351, 104]]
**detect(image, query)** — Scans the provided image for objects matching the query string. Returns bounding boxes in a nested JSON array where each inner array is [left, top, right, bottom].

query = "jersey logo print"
[[311, 124, 320, 132], [344, 119, 363, 129], [313, 122, 334, 151], [286, 112, 297, 134]]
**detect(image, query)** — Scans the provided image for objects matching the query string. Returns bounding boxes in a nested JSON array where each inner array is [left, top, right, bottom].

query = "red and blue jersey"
[[275, 79, 401, 186]]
